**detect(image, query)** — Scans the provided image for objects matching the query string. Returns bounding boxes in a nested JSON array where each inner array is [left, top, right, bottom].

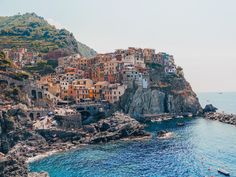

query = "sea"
[[29, 92, 236, 177]]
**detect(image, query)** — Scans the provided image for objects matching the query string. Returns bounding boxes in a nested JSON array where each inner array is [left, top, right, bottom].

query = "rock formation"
[[0, 109, 149, 176], [203, 104, 218, 113], [116, 69, 202, 120], [87, 112, 151, 143], [205, 112, 236, 126]]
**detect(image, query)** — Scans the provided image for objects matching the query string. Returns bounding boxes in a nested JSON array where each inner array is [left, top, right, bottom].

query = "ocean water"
[[29, 93, 236, 177], [198, 92, 236, 114]]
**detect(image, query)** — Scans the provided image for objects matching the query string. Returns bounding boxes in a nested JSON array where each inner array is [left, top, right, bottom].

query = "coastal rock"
[[83, 125, 96, 134], [0, 109, 33, 154], [128, 88, 165, 117], [115, 70, 202, 121], [205, 112, 236, 125], [89, 112, 151, 143], [203, 104, 218, 113], [36, 129, 85, 143], [0, 156, 28, 177]]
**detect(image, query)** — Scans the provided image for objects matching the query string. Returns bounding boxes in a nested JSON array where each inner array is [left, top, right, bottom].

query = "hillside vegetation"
[[0, 13, 96, 58]]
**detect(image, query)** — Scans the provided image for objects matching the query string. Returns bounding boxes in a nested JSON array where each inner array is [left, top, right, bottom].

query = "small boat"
[[217, 168, 230, 176], [175, 115, 184, 119], [177, 122, 185, 126]]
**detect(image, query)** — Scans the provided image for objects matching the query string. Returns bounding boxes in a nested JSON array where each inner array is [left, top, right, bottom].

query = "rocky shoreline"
[[0, 111, 151, 177], [205, 112, 236, 126]]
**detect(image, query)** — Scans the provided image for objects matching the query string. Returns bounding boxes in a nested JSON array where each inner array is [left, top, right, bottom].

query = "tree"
[[0, 51, 6, 59], [42, 65, 54, 75]]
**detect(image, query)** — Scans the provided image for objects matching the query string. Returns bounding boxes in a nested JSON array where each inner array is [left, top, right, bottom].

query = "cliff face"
[[116, 67, 202, 120], [0, 109, 32, 154]]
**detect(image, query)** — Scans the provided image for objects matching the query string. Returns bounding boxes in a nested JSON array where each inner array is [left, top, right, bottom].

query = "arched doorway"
[[29, 113, 34, 120], [36, 112, 41, 118]]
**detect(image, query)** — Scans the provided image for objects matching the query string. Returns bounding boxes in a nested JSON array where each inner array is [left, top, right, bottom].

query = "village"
[[3, 47, 177, 102], [0, 47, 181, 129]]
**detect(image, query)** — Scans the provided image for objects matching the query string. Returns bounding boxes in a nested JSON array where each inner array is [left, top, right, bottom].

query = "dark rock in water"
[[157, 130, 168, 137], [203, 104, 218, 113], [89, 112, 151, 144]]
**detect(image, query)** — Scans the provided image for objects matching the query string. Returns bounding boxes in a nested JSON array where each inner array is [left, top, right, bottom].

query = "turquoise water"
[[30, 93, 236, 177], [198, 92, 236, 114]]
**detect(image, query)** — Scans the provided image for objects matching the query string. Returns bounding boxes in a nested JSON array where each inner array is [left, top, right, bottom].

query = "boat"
[[217, 168, 230, 176], [176, 122, 185, 126]]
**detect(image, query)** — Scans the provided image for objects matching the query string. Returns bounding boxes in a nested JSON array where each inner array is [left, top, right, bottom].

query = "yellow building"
[[72, 79, 93, 88], [72, 79, 94, 102]]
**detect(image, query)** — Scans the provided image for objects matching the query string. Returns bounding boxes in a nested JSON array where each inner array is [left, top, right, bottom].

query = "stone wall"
[[54, 114, 82, 129]]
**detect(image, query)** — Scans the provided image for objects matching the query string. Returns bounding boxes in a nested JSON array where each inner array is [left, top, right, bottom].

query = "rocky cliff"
[[116, 66, 202, 120], [0, 109, 149, 176], [0, 109, 42, 177]]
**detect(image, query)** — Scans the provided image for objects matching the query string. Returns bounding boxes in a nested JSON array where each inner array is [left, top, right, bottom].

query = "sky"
[[0, 0, 236, 92]]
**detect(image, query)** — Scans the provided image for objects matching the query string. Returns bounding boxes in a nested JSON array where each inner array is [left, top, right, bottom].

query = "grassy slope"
[[0, 13, 97, 58], [0, 13, 78, 54]]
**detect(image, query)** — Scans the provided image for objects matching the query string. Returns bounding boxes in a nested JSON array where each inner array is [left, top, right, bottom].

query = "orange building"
[[71, 79, 94, 102]]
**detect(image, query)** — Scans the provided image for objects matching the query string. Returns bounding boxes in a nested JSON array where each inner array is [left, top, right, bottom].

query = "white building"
[[123, 54, 145, 68], [137, 72, 149, 89]]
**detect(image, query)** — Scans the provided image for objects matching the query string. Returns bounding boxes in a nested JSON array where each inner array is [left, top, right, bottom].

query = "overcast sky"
[[1, 0, 236, 92]]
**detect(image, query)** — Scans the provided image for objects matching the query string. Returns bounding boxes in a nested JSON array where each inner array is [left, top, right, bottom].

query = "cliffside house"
[[94, 81, 110, 100], [103, 83, 127, 103]]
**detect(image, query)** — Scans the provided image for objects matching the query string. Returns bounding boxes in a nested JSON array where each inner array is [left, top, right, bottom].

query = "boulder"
[[99, 122, 111, 132], [83, 125, 96, 134], [89, 112, 150, 144], [203, 104, 218, 113]]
